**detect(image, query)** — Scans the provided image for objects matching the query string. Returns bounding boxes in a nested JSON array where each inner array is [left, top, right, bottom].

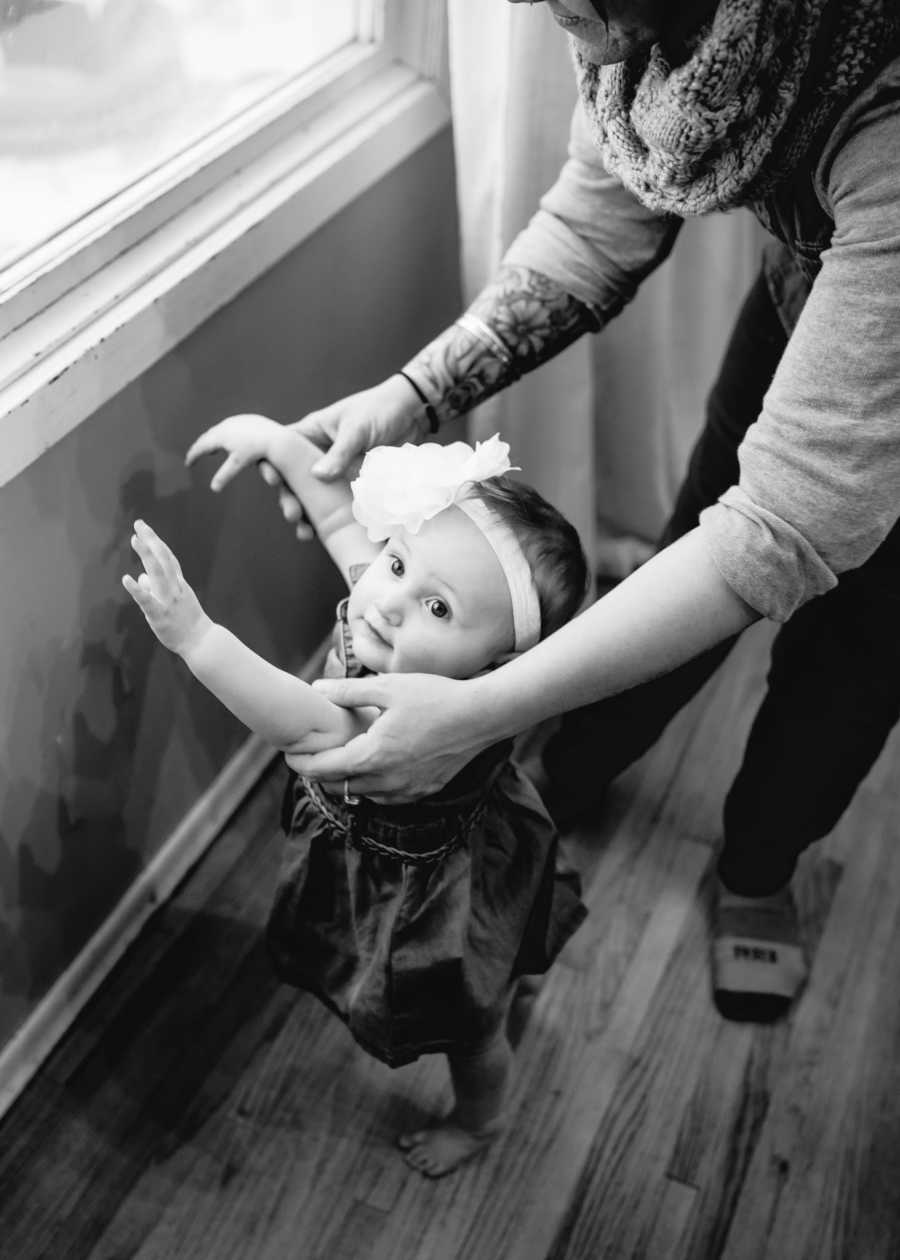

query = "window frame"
[[1, 40, 392, 334], [0, 0, 450, 489]]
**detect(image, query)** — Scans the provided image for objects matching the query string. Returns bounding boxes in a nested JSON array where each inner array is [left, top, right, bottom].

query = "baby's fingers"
[[122, 571, 158, 613], [131, 520, 182, 587], [278, 488, 305, 524], [210, 451, 248, 493], [129, 525, 164, 588], [184, 429, 218, 467]]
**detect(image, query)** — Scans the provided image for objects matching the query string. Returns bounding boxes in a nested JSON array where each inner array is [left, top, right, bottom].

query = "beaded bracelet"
[[397, 370, 440, 434]]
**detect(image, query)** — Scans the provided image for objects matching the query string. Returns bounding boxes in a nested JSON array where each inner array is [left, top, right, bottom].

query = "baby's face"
[[346, 506, 516, 678]]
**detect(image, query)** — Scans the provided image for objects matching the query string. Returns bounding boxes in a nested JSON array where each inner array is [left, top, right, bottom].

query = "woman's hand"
[[185, 413, 284, 492], [263, 375, 426, 539], [284, 672, 491, 802], [122, 520, 212, 657]]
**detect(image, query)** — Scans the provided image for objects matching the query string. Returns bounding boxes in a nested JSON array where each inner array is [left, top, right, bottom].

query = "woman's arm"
[[286, 528, 759, 800], [280, 265, 602, 486], [398, 264, 602, 429], [122, 520, 365, 751], [292, 103, 680, 480], [696, 94, 900, 622]]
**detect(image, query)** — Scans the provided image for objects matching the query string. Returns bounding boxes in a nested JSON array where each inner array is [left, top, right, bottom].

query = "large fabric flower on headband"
[[351, 434, 516, 541]]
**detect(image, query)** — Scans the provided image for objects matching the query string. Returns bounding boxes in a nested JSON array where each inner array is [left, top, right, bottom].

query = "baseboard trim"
[[0, 645, 330, 1120]]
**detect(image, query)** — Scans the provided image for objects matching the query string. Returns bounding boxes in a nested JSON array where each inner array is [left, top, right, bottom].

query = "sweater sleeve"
[[699, 88, 900, 621], [502, 99, 682, 319]]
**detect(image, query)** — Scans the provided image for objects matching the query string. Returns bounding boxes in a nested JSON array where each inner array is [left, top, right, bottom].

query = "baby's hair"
[[467, 475, 589, 639]]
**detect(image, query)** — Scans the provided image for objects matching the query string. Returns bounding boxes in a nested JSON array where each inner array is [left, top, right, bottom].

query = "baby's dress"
[[267, 597, 587, 1067]]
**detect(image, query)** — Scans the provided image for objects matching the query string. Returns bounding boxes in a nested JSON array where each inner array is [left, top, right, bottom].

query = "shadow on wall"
[[0, 336, 345, 1053], [0, 113, 463, 1063], [0, 460, 213, 1036]]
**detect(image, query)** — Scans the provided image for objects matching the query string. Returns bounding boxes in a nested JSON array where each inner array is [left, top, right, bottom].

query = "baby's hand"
[[122, 520, 211, 656], [185, 413, 284, 492]]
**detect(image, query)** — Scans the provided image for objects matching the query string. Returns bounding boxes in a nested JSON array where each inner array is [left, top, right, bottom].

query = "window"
[[1, 0, 390, 325], [0, 1, 364, 276], [0, 0, 449, 491]]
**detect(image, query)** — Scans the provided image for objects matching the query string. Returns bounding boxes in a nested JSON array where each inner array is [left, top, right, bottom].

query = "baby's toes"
[[396, 1129, 426, 1151], [403, 1145, 435, 1175]]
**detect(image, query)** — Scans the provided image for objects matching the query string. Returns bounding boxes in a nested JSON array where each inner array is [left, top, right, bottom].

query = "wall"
[[0, 130, 461, 1057]]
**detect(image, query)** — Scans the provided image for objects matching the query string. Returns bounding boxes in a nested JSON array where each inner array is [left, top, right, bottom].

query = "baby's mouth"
[[552, 12, 584, 29], [547, 2, 591, 30], [361, 616, 392, 649]]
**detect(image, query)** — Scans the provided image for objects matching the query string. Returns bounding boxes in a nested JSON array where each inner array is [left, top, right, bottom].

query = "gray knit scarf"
[[575, 0, 899, 216]]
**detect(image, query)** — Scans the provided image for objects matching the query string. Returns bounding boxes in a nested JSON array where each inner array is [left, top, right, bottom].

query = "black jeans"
[[542, 263, 900, 896]]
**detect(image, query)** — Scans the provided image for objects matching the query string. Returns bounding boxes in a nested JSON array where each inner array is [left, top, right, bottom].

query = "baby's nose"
[[374, 595, 403, 626]]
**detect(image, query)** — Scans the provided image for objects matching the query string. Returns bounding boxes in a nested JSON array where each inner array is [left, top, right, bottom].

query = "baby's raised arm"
[[122, 520, 368, 753], [185, 415, 380, 582]]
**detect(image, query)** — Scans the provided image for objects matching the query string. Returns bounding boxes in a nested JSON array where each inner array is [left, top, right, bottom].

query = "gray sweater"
[[504, 57, 900, 622]]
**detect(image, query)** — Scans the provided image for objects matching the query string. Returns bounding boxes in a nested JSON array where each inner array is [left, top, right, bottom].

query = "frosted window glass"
[[0, 1, 361, 271]]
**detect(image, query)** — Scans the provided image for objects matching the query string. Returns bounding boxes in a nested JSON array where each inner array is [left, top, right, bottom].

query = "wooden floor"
[[2, 622, 900, 1260]]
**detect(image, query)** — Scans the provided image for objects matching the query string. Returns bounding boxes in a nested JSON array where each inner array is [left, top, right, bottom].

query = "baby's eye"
[[389, 555, 404, 577], [426, 598, 449, 620]]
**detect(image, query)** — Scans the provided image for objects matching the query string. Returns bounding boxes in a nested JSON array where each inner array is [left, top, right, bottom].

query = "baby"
[[123, 415, 588, 1177]]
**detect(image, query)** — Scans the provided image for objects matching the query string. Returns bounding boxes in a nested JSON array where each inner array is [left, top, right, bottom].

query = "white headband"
[[350, 434, 542, 654], [455, 497, 541, 653]]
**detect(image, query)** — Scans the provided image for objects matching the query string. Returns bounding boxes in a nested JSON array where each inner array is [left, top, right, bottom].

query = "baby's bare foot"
[[397, 1115, 504, 1178], [507, 975, 541, 1047]]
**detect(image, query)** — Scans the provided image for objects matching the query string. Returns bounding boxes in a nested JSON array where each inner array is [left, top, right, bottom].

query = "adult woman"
[[265, 0, 900, 1019]]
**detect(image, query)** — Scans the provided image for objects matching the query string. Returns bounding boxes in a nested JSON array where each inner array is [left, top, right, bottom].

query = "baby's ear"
[[348, 562, 372, 587]]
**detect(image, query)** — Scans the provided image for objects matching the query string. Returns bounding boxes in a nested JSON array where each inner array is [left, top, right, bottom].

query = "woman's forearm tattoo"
[[401, 265, 601, 426]]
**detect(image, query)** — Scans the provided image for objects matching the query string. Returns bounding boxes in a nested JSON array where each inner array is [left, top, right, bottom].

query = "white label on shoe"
[[713, 937, 807, 998]]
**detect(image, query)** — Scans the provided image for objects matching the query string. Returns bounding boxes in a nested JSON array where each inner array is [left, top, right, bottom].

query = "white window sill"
[[0, 60, 451, 490]]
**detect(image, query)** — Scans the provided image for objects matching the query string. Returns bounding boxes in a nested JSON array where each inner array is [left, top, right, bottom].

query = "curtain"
[[446, 0, 765, 577]]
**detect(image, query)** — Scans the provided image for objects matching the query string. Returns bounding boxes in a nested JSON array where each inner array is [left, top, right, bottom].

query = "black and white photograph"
[[1, 1, 899, 1256]]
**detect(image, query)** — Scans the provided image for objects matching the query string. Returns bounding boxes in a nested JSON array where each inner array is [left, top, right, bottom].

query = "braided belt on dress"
[[301, 776, 490, 867]]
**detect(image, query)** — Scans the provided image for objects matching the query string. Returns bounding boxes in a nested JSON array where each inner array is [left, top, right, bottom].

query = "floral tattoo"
[[401, 266, 601, 427]]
